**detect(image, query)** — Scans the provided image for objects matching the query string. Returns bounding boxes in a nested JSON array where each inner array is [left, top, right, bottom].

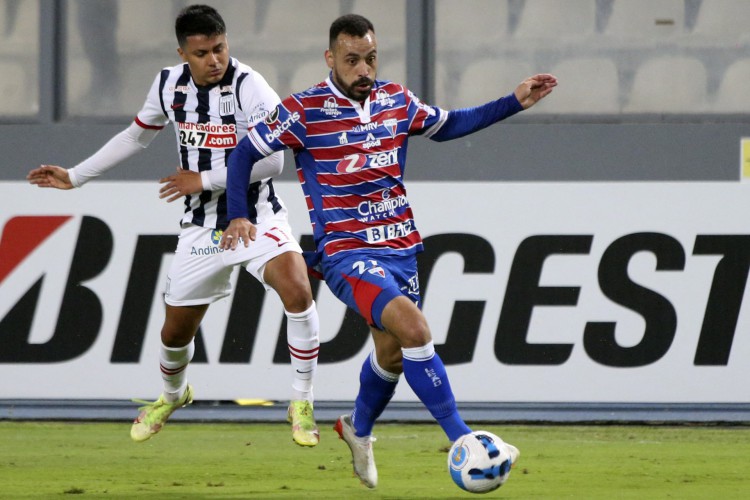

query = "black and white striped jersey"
[[135, 57, 283, 229]]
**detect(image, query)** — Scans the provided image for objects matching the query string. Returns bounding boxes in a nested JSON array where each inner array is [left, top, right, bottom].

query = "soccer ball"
[[447, 431, 513, 493]]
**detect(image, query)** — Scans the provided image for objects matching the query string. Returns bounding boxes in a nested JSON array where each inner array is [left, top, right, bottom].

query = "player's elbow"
[[267, 151, 284, 177]]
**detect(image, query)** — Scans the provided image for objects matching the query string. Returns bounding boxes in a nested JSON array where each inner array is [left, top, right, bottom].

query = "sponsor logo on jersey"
[[247, 103, 268, 124], [264, 107, 280, 124], [219, 95, 236, 116], [190, 245, 223, 256], [375, 89, 395, 107], [384, 118, 398, 138], [408, 90, 436, 116], [406, 274, 420, 296], [338, 132, 348, 145], [171, 85, 192, 94], [190, 229, 225, 255], [353, 121, 379, 133], [321, 97, 342, 117], [335, 148, 398, 173], [363, 133, 381, 149], [264, 111, 300, 143], [365, 219, 414, 243], [336, 153, 367, 173], [369, 266, 386, 278], [248, 111, 268, 124], [352, 259, 385, 278], [178, 122, 237, 149], [357, 188, 408, 221], [366, 148, 398, 167]]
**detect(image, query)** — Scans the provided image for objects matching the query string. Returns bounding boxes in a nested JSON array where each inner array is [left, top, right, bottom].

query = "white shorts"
[[164, 213, 302, 306]]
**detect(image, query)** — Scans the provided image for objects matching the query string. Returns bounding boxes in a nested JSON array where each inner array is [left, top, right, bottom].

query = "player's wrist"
[[67, 168, 81, 188]]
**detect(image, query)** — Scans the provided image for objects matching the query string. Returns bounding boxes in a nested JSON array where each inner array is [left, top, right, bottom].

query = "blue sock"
[[402, 342, 472, 441], [351, 352, 399, 437]]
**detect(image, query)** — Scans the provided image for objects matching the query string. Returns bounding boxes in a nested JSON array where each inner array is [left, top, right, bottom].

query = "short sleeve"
[[237, 67, 283, 128], [134, 70, 170, 129]]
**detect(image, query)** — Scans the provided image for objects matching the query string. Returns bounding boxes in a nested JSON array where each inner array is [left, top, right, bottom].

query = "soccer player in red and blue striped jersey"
[[222, 14, 556, 488]]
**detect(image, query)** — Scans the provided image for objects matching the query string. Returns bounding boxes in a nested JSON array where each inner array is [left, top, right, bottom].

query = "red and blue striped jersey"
[[243, 76, 448, 258]]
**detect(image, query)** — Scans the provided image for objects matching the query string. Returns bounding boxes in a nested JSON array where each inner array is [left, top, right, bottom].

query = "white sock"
[[285, 301, 320, 402], [159, 340, 194, 403]]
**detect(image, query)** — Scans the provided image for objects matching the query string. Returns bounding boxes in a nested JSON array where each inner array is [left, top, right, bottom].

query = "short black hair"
[[175, 4, 226, 47], [329, 14, 375, 49]]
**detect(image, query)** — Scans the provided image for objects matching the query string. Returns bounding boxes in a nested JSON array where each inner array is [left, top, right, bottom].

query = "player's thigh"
[[380, 295, 431, 348], [322, 252, 416, 330], [230, 215, 305, 291]]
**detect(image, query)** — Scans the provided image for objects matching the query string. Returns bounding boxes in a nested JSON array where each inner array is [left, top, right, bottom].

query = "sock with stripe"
[[402, 341, 472, 441], [159, 339, 194, 403], [285, 301, 320, 402], [351, 351, 400, 437]]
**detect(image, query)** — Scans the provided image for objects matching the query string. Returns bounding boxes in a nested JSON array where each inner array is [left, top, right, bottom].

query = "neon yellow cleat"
[[130, 384, 194, 442], [287, 400, 320, 447]]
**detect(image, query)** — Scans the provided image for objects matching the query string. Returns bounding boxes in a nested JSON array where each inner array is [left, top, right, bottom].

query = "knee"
[[280, 280, 313, 313], [380, 297, 431, 347], [160, 326, 194, 348], [394, 317, 431, 348]]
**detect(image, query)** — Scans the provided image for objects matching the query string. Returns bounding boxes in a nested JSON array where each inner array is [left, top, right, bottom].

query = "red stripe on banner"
[[0, 216, 71, 284]]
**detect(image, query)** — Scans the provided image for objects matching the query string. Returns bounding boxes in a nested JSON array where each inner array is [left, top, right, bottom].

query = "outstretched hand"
[[159, 166, 203, 202], [514, 73, 558, 110], [220, 217, 257, 251], [27, 165, 73, 189]]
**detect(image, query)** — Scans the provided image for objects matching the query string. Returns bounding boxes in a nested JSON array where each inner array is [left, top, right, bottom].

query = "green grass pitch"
[[1, 421, 748, 498]]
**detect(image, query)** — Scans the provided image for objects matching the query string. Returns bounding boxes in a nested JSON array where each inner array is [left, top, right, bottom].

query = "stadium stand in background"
[[1, 0, 749, 118]]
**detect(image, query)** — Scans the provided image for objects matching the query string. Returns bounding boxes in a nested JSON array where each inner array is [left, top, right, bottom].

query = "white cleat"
[[334, 414, 378, 488], [504, 441, 520, 467]]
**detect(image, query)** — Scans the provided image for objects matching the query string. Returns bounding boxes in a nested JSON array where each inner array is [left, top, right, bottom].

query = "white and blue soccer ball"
[[447, 431, 514, 493]]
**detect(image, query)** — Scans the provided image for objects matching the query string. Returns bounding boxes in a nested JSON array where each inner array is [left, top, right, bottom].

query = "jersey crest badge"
[[219, 95, 236, 116]]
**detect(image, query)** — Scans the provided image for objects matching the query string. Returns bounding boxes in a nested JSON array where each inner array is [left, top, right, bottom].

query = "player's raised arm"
[[27, 120, 162, 192], [427, 72, 557, 143]]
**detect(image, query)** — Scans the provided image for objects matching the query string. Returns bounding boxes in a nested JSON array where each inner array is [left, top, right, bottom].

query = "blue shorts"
[[320, 251, 421, 330]]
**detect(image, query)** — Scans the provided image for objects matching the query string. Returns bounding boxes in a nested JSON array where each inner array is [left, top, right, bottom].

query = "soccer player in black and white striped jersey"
[[27, 4, 321, 447]]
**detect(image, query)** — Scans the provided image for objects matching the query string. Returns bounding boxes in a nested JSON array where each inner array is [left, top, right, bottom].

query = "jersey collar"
[[326, 75, 372, 124]]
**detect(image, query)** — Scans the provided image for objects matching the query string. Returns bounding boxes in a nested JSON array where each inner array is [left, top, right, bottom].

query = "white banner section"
[[1, 181, 749, 403]]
